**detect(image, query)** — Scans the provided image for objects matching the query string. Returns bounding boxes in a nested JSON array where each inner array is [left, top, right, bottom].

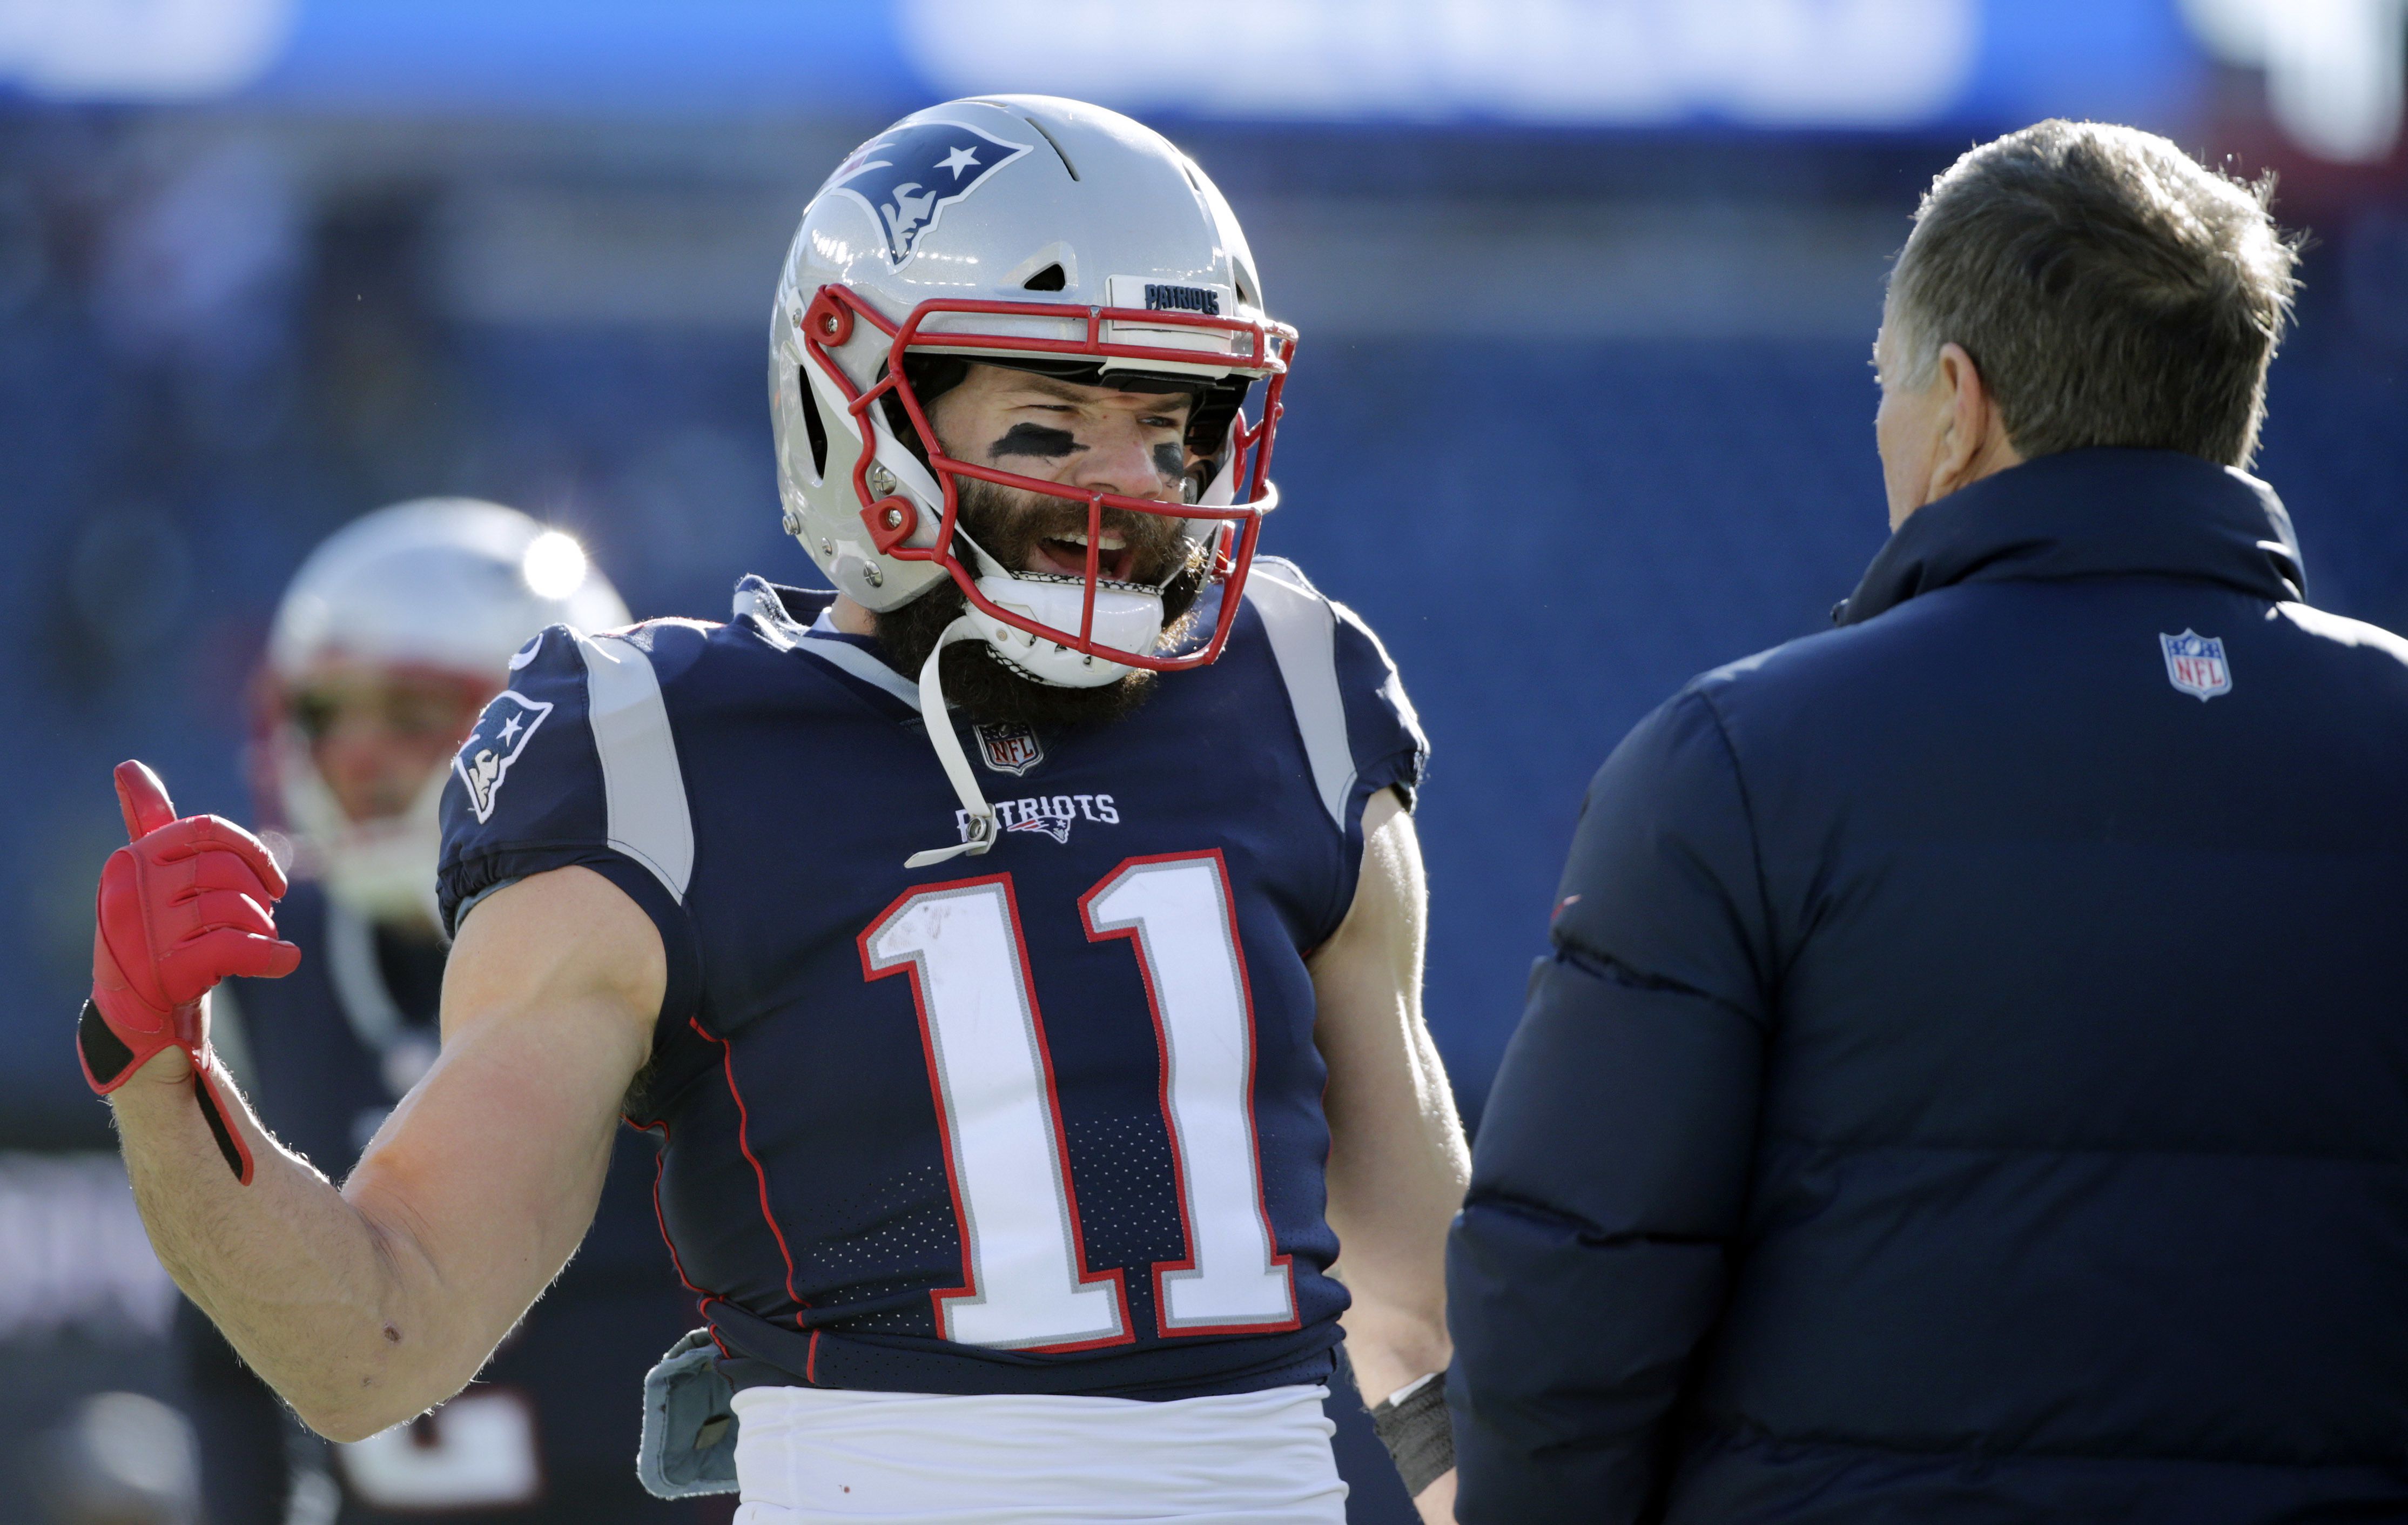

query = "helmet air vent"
[[797, 366, 830, 481], [1023, 116, 1079, 181], [1021, 263, 1066, 292]]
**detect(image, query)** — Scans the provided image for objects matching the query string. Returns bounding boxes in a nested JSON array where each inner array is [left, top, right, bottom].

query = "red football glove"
[[80, 761, 301, 1184]]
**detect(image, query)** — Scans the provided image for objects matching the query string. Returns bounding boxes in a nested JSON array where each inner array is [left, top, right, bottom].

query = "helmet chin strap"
[[900, 512, 1216, 869], [903, 615, 1000, 870]]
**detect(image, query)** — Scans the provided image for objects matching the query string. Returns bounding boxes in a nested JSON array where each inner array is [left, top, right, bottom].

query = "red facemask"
[[798, 284, 1298, 671]]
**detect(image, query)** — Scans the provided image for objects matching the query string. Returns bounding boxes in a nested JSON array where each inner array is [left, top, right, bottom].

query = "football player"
[[168, 500, 717, 1522], [84, 98, 1467, 1523]]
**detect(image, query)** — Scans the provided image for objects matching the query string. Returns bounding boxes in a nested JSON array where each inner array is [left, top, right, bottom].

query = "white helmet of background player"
[[260, 499, 630, 923], [770, 95, 1296, 686]]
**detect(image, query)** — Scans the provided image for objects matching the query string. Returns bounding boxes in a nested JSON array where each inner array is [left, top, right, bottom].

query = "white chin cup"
[[278, 744, 447, 928], [968, 574, 1163, 689]]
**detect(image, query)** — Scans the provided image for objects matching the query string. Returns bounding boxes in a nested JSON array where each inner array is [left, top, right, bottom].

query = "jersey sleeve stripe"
[[1241, 562, 1356, 831], [580, 631, 697, 902]]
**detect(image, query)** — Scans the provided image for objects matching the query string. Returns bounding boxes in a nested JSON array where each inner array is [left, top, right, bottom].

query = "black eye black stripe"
[[989, 424, 1080, 461]]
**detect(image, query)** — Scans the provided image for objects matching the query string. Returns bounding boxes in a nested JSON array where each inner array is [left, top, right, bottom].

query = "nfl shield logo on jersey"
[[2160, 630, 2232, 702], [975, 722, 1045, 776], [454, 691, 554, 822]]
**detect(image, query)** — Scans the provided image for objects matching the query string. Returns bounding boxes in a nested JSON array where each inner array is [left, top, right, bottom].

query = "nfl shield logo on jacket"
[[2160, 629, 2232, 701]]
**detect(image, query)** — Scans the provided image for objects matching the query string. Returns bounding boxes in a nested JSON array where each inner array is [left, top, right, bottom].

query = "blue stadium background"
[[1, 2, 2404, 1519]]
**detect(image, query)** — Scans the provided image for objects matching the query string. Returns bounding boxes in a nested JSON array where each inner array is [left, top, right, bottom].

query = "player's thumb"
[[113, 761, 179, 843]]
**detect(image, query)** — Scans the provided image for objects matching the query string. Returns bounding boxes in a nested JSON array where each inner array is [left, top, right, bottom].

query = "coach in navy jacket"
[[1448, 122, 2408, 1522]]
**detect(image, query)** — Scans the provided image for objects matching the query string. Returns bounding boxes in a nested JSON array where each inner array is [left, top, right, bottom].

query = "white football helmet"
[[260, 499, 630, 924], [769, 96, 1297, 864]]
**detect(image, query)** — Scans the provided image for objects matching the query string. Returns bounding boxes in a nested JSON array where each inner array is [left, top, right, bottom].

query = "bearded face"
[[871, 361, 1218, 728], [871, 474, 1208, 728]]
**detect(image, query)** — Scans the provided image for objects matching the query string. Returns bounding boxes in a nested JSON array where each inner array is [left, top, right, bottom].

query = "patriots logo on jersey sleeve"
[[821, 119, 1034, 268], [454, 691, 555, 824]]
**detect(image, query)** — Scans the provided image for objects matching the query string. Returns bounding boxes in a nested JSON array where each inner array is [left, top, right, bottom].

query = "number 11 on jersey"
[[1084, 854, 1298, 1335], [860, 852, 1297, 1351]]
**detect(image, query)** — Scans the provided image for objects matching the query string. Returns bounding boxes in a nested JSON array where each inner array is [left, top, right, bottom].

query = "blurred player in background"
[[86, 97, 1466, 1523], [172, 499, 723, 1523]]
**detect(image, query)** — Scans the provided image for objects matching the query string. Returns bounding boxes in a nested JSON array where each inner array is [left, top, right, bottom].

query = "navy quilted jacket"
[[1449, 449, 2408, 1523]]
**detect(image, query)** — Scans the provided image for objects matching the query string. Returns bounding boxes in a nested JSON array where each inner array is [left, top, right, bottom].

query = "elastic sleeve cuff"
[[1354, 745, 1425, 814]]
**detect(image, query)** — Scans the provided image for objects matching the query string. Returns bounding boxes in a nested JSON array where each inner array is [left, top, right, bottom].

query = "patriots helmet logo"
[[822, 119, 1034, 268], [453, 690, 554, 824]]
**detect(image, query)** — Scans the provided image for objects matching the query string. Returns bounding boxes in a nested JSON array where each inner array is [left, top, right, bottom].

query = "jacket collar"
[[1835, 448, 2305, 628]]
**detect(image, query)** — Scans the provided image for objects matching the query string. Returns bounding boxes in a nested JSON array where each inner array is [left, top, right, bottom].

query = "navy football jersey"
[[436, 558, 1427, 1401], [179, 884, 710, 1522]]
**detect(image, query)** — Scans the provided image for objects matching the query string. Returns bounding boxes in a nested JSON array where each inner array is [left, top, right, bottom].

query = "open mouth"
[[1031, 530, 1136, 583]]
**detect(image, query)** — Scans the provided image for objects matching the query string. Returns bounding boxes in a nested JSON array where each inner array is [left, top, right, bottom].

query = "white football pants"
[[729, 1382, 1348, 1524]]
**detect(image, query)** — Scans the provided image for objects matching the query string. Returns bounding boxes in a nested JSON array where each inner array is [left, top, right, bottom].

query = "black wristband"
[[78, 999, 137, 1087], [1369, 1369, 1454, 1497]]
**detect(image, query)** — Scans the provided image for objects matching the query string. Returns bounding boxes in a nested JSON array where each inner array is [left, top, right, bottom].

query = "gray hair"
[[1886, 120, 2302, 468]]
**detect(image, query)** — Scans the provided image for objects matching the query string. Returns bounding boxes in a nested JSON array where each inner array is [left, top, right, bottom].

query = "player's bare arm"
[[1313, 786, 1468, 1520], [106, 859, 657, 1441], [163, 506, 674, 1516]]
